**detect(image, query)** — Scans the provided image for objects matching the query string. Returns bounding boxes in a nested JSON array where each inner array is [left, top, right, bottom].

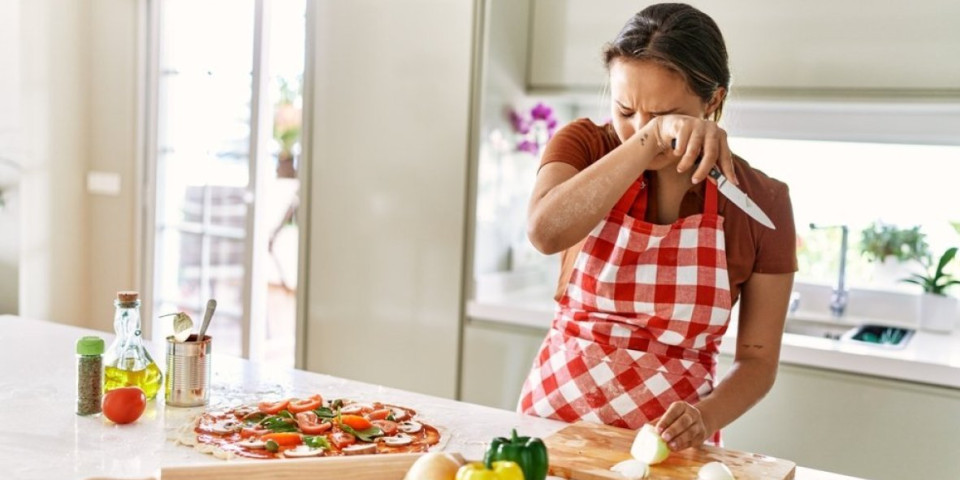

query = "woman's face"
[[608, 58, 711, 171]]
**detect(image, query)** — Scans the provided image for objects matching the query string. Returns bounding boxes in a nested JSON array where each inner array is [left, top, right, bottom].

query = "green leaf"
[[277, 410, 294, 419], [259, 415, 299, 433], [314, 407, 336, 418], [934, 247, 958, 279], [339, 424, 383, 442], [303, 435, 331, 450], [242, 411, 268, 425]]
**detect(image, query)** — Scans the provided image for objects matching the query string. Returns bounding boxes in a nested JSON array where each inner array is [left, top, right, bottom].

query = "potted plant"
[[901, 247, 959, 332], [860, 222, 929, 285]]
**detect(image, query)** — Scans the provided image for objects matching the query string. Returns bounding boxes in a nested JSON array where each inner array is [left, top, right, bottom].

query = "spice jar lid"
[[76, 336, 105, 355]]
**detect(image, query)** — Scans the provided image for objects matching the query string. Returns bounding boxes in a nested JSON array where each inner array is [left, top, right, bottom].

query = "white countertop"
[[467, 291, 960, 390], [0, 315, 861, 480]]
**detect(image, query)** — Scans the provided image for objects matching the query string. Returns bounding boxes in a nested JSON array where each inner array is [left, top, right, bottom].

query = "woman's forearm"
[[695, 356, 778, 437], [527, 124, 664, 254]]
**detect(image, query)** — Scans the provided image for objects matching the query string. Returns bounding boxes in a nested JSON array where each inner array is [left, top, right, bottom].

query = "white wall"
[[19, 0, 91, 325], [86, 0, 141, 331], [17, 0, 140, 330]]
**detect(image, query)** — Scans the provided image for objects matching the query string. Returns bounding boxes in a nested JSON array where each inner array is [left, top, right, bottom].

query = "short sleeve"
[[753, 184, 799, 274], [538, 118, 615, 172]]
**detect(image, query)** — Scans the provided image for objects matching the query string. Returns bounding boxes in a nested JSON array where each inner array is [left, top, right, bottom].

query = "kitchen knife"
[[671, 139, 776, 230]]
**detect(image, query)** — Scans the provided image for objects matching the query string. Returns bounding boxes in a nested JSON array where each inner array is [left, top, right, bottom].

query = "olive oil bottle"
[[103, 291, 163, 399]]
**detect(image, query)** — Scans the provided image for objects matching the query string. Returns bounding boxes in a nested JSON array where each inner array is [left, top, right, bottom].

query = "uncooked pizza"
[[174, 394, 442, 459]]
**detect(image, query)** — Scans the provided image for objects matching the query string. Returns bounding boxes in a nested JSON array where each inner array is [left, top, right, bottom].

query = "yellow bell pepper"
[[455, 461, 525, 480]]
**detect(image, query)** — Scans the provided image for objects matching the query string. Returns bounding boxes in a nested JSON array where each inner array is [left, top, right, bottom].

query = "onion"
[[403, 452, 463, 480], [610, 459, 649, 479], [630, 424, 670, 465], [698, 461, 735, 480]]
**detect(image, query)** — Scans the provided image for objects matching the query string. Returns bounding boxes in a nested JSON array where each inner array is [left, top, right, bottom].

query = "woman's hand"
[[654, 401, 712, 451], [654, 114, 738, 186]]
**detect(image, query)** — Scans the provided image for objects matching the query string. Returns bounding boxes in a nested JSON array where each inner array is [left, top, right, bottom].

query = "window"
[[144, 0, 306, 365]]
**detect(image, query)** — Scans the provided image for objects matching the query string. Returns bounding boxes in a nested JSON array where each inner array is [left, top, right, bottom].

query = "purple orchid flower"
[[509, 110, 531, 134], [530, 102, 554, 121], [516, 140, 540, 154]]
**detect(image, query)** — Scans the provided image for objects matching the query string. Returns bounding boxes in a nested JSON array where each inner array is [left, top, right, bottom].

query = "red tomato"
[[258, 399, 290, 414], [102, 387, 146, 425], [295, 411, 333, 435], [330, 431, 356, 449], [367, 408, 391, 420], [288, 396, 322, 414], [371, 419, 398, 436]]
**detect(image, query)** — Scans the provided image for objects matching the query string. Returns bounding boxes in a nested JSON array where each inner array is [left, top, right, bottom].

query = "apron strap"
[[704, 179, 718, 215], [612, 173, 720, 219], [611, 176, 647, 217]]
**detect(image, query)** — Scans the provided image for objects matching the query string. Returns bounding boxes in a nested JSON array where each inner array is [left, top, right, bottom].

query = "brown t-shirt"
[[541, 118, 798, 305]]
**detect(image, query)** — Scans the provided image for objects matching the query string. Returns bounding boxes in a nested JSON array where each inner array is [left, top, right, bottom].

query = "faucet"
[[810, 223, 849, 318]]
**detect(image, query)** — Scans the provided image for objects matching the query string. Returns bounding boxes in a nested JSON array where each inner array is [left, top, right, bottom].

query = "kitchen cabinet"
[[718, 354, 960, 480], [528, 0, 960, 94], [460, 319, 547, 410], [303, 0, 474, 398]]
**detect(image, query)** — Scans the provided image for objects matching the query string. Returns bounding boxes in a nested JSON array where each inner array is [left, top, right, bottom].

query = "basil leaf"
[[314, 407, 336, 418], [259, 416, 298, 433], [242, 411, 267, 425], [303, 435, 331, 450], [340, 424, 383, 442], [277, 410, 294, 419]]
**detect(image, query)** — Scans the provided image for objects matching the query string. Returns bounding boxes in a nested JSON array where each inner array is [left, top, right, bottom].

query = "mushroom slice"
[[236, 439, 267, 449], [340, 403, 371, 415], [382, 433, 413, 447], [341, 443, 378, 455], [390, 407, 411, 421], [209, 420, 242, 435], [283, 445, 325, 458], [398, 421, 422, 434]]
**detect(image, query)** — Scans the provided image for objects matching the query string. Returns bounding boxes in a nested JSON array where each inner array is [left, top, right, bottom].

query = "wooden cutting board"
[[544, 422, 795, 480], [83, 452, 430, 480]]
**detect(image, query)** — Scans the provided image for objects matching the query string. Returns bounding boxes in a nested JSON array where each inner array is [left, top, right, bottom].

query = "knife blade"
[[671, 139, 776, 230]]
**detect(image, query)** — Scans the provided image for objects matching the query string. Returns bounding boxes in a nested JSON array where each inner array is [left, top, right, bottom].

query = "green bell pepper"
[[456, 461, 524, 480], [483, 429, 548, 480]]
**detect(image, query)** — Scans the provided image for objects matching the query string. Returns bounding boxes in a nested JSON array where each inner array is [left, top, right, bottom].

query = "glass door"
[[144, 0, 304, 365]]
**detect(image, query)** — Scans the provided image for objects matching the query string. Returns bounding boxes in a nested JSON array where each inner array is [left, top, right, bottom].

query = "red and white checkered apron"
[[519, 177, 732, 444]]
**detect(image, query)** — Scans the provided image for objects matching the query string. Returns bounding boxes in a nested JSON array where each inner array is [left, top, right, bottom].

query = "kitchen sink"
[[783, 318, 855, 340], [783, 318, 915, 349]]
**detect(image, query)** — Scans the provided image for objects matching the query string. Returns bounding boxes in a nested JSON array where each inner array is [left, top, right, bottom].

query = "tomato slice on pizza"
[[185, 396, 442, 459]]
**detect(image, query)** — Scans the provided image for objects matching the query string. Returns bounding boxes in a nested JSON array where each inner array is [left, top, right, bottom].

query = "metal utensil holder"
[[165, 334, 211, 407]]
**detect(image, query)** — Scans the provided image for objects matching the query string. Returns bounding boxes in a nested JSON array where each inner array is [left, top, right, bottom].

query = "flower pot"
[[919, 293, 958, 333], [871, 259, 916, 287]]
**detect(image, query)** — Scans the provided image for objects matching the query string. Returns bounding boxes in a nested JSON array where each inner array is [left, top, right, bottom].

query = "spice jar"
[[76, 336, 105, 415]]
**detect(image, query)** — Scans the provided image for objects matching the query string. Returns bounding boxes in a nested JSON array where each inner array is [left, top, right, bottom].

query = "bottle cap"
[[76, 336, 105, 355], [117, 291, 140, 302]]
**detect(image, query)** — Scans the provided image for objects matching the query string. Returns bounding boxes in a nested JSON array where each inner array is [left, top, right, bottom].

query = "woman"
[[518, 3, 797, 451]]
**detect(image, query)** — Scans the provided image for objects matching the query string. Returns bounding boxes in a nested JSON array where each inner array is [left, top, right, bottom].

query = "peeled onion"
[[631, 424, 670, 465], [610, 459, 649, 479], [403, 452, 463, 480], [698, 461, 735, 480]]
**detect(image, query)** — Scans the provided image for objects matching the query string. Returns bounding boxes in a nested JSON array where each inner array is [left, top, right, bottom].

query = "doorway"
[[144, 0, 306, 366]]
